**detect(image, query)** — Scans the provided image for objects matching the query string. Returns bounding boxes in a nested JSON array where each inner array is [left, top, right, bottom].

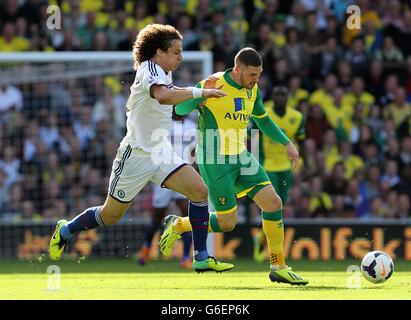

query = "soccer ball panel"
[[361, 251, 394, 284]]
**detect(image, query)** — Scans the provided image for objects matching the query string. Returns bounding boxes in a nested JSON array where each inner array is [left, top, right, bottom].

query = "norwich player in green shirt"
[[160, 48, 308, 285]]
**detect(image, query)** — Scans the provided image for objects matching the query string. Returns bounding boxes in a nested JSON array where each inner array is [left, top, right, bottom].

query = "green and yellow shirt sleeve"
[[174, 82, 205, 116], [251, 89, 290, 145]]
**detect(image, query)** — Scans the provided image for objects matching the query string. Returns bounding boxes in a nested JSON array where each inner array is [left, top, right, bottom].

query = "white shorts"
[[108, 143, 187, 202], [152, 183, 186, 208]]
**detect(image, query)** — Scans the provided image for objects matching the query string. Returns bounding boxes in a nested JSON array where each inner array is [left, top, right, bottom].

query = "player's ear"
[[233, 64, 242, 75], [156, 48, 164, 57]]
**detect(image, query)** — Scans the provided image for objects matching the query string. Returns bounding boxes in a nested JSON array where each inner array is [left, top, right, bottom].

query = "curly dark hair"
[[132, 24, 183, 70]]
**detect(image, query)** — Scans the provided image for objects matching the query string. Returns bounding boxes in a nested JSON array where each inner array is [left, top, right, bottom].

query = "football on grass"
[[361, 251, 394, 284]]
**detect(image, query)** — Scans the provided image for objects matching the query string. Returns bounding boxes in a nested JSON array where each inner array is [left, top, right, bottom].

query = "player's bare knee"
[[187, 183, 208, 202], [217, 214, 237, 232], [219, 219, 236, 232], [100, 208, 122, 225], [262, 195, 282, 212], [222, 223, 236, 232], [103, 215, 121, 225]]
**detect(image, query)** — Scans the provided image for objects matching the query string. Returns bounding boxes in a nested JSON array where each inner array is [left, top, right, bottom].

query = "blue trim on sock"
[[195, 250, 208, 261], [60, 224, 73, 240], [67, 206, 102, 235]]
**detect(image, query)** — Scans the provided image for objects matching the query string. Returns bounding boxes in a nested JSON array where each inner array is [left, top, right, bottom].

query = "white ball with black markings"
[[361, 251, 394, 284]]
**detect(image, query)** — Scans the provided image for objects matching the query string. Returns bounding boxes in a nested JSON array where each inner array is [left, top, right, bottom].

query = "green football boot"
[[159, 215, 181, 256], [48, 220, 68, 261], [193, 256, 234, 273], [269, 266, 309, 285]]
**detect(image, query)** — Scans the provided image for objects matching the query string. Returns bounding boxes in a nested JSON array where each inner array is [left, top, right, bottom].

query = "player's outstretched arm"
[[175, 97, 204, 116], [174, 76, 224, 115], [151, 85, 226, 106], [175, 75, 223, 116]]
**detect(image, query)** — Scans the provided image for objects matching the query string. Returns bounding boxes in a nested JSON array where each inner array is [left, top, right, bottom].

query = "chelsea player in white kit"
[[48, 24, 233, 272], [138, 113, 197, 268]]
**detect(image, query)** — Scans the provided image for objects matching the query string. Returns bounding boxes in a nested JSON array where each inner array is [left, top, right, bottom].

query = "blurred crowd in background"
[[0, 0, 411, 222]]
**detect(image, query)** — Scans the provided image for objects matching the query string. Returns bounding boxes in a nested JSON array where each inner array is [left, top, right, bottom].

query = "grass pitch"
[[0, 258, 410, 300]]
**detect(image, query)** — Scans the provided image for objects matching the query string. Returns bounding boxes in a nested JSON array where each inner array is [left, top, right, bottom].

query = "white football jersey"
[[121, 60, 173, 152]]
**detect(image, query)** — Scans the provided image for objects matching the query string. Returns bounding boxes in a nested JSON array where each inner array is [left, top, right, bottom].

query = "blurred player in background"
[[252, 85, 305, 262], [138, 113, 196, 268], [48, 24, 233, 273], [160, 47, 308, 284]]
